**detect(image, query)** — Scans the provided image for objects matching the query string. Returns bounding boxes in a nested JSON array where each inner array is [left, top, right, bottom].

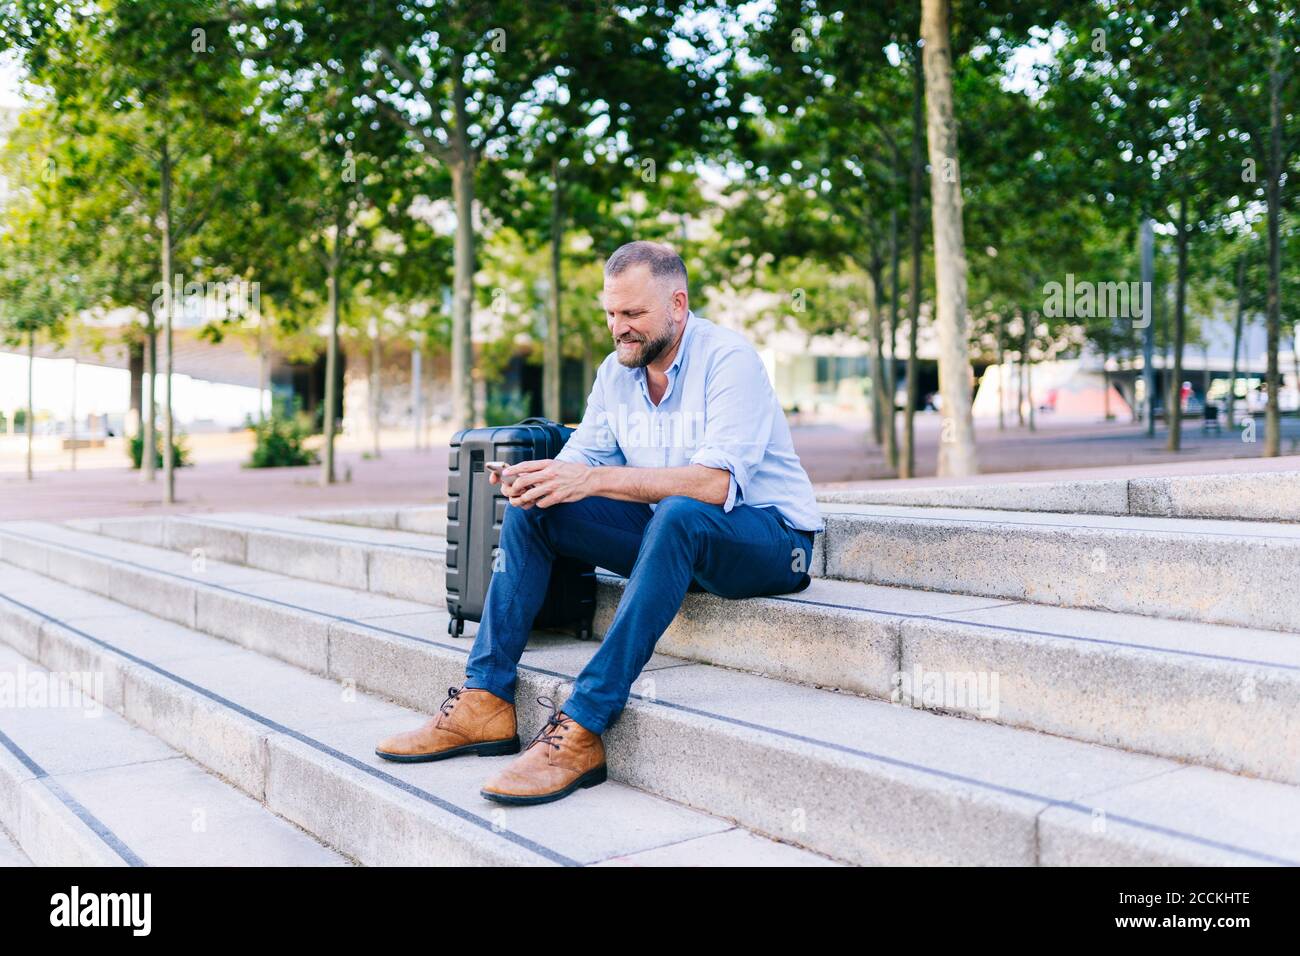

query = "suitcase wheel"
[[448, 617, 465, 637]]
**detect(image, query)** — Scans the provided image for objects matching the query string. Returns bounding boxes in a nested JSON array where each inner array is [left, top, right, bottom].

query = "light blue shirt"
[[555, 311, 825, 533]]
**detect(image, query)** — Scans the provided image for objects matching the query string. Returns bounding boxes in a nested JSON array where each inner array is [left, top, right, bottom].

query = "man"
[[375, 240, 824, 805]]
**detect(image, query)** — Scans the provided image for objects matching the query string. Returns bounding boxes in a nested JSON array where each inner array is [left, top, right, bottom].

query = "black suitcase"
[[445, 417, 598, 641]]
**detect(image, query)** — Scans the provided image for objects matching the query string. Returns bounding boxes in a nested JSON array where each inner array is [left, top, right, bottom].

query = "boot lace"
[[524, 696, 573, 751], [436, 685, 465, 720]]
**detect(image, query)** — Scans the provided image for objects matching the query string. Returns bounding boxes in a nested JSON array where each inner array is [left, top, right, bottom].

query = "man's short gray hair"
[[604, 240, 688, 292]]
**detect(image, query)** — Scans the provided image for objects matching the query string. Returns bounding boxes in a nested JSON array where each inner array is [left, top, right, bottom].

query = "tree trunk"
[[1161, 280, 1171, 375], [901, 42, 925, 480], [1167, 195, 1188, 452], [1023, 314, 1035, 432], [1103, 349, 1111, 420], [412, 340, 423, 451], [258, 307, 269, 423], [143, 321, 156, 480], [370, 321, 382, 458], [160, 135, 176, 504], [996, 315, 1005, 431], [321, 209, 344, 487], [867, 258, 886, 450], [1228, 253, 1245, 427], [885, 207, 901, 472], [1264, 56, 1283, 456], [545, 156, 563, 423], [450, 62, 477, 430], [1017, 317, 1027, 427], [922, 0, 978, 476], [128, 334, 143, 438], [69, 329, 78, 471], [25, 327, 34, 481], [451, 159, 476, 430], [1028, 359, 1036, 431]]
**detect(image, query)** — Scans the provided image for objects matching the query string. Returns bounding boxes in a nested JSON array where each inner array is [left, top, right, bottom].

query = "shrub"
[[245, 403, 319, 469], [129, 429, 190, 469]]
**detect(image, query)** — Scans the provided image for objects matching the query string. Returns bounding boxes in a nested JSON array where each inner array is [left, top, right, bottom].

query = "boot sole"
[[478, 764, 608, 806], [374, 736, 521, 763]]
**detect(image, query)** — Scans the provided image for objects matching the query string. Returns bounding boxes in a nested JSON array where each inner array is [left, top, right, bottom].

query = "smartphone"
[[485, 461, 515, 487]]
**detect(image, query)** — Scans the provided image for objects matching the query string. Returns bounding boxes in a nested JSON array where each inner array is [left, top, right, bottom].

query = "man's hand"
[[490, 458, 593, 509]]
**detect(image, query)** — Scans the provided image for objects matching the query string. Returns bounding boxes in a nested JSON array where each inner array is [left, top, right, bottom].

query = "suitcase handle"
[[518, 417, 561, 427]]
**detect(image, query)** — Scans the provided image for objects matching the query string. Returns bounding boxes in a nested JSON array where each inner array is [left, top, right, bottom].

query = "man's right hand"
[[488, 464, 521, 496]]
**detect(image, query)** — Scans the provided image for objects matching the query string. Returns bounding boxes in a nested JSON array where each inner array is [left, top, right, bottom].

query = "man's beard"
[[614, 318, 675, 368]]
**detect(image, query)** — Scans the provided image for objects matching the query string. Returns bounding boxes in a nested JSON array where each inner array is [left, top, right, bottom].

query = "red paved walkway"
[[2, 415, 1297, 521]]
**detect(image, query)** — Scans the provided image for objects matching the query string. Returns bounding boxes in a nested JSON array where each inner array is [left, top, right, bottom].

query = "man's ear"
[[673, 288, 689, 319]]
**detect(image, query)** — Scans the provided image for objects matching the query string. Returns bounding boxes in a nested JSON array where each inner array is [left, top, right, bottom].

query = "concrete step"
[[298, 504, 448, 536], [817, 469, 1300, 522], [56, 513, 1300, 786], [264, 499, 1300, 631], [0, 644, 348, 867], [819, 503, 1300, 632], [70, 512, 448, 606], [3, 524, 1299, 865], [0, 563, 834, 868], [71, 509, 825, 606], [0, 823, 30, 866]]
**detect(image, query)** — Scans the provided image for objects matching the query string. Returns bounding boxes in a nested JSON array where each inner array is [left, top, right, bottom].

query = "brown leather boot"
[[479, 697, 606, 805], [375, 685, 519, 762]]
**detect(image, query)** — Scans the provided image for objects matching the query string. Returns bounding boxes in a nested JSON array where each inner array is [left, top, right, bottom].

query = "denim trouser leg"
[[463, 495, 653, 702], [464, 493, 812, 735], [560, 495, 813, 734]]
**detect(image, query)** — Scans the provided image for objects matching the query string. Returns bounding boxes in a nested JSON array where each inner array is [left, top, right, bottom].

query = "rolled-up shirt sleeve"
[[554, 361, 626, 468], [688, 347, 773, 512]]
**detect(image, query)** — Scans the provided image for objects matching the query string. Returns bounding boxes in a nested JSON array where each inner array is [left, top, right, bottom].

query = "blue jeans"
[[464, 494, 815, 734]]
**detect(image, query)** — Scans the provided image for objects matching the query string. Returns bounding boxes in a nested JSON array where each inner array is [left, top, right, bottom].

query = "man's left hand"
[[504, 459, 593, 509]]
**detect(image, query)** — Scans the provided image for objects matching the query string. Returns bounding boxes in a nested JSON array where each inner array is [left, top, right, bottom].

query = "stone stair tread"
[[123, 502, 1300, 544], [3, 545, 1299, 865], [927, 600, 1300, 667], [17, 519, 1300, 672], [15, 517, 1300, 791], [0, 644, 349, 867], [815, 469, 1300, 523], [175, 512, 447, 553], [609, 571, 1300, 665], [72, 512, 447, 557], [0, 565, 835, 867], [818, 502, 1300, 541], [296, 504, 445, 533], [8, 520, 271, 585], [0, 825, 30, 866], [84, 509, 1300, 634]]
